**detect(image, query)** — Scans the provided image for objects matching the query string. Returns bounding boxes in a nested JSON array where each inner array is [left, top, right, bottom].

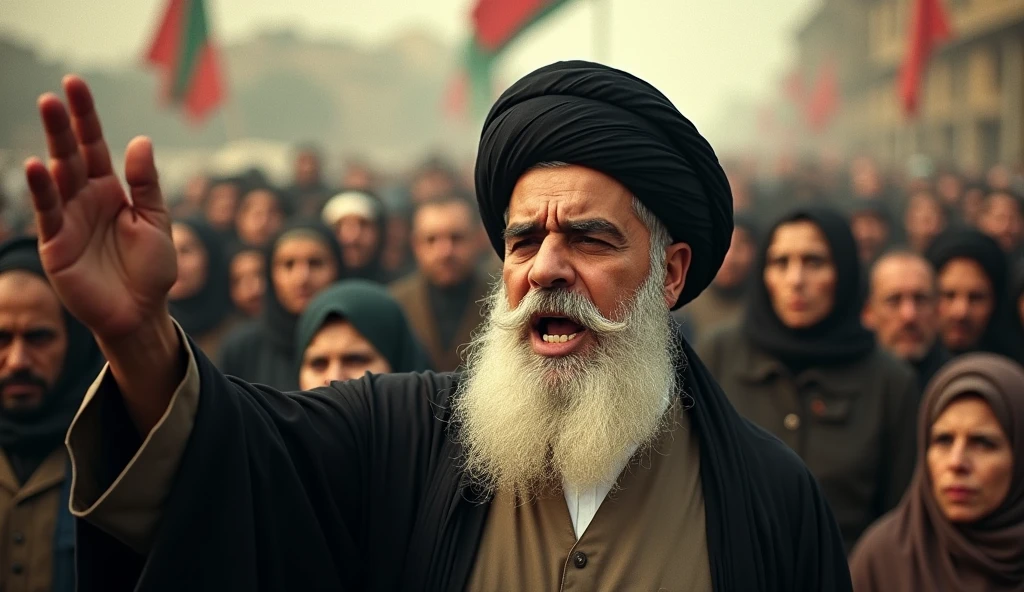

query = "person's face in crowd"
[[204, 182, 240, 231], [937, 258, 995, 351], [763, 220, 837, 329], [294, 151, 321, 187], [714, 226, 756, 289], [271, 237, 338, 315], [862, 254, 938, 361], [928, 396, 1013, 523], [169, 224, 208, 300], [412, 201, 480, 288], [986, 164, 1011, 191], [905, 192, 946, 252], [183, 174, 209, 209], [335, 214, 381, 271], [936, 173, 963, 207], [0, 271, 68, 413], [230, 251, 264, 317], [850, 157, 882, 198], [961, 188, 986, 225], [341, 164, 375, 190], [977, 192, 1023, 254], [410, 170, 455, 205], [298, 318, 390, 389], [236, 190, 284, 247], [850, 211, 890, 264]]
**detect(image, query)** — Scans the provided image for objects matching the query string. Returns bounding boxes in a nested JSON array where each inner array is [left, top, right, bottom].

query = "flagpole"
[[592, 0, 611, 64]]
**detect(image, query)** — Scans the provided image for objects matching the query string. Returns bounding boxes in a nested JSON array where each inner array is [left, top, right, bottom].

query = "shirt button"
[[784, 413, 801, 431], [573, 551, 588, 569], [12, 563, 24, 575], [13, 532, 24, 544]]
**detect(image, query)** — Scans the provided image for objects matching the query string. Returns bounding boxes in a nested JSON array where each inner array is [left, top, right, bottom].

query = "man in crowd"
[[24, 65, 849, 591], [321, 190, 389, 283], [847, 200, 894, 266], [927, 228, 1023, 363], [862, 250, 949, 390], [679, 213, 758, 342], [976, 189, 1024, 259], [0, 236, 102, 592], [390, 194, 488, 371], [287, 144, 335, 217]]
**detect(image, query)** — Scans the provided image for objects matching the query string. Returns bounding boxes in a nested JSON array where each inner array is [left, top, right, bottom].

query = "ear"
[[663, 242, 692, 308]]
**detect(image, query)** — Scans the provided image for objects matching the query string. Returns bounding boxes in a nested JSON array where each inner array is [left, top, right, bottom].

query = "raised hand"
[[23, 76, 178, 342]]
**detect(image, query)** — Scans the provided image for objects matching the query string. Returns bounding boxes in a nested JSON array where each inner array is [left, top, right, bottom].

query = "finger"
[[24, 158, 64, 242], [38, 93, 87, 200], [64, 75, 114, 179], [125, 136, 164, 212]]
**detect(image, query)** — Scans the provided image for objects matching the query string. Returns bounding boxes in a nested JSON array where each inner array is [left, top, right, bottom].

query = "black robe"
[[76, 333, 851, 591]]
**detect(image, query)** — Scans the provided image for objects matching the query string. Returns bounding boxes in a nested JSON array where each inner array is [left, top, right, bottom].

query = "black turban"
[[475, 60, 733, 308]]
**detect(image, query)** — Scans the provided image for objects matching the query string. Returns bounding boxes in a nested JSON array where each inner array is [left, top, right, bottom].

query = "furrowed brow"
[[503, 222, 541, 240], [564, 218, 626, 242]]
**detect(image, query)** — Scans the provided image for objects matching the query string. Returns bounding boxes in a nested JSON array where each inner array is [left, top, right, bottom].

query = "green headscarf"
[[295, 280, 433, 377]]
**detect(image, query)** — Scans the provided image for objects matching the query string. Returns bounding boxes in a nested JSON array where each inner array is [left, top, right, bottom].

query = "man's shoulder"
[[325, 370, 463, 418], [738, 416, 824, 498], [388, 273, 421, 301]]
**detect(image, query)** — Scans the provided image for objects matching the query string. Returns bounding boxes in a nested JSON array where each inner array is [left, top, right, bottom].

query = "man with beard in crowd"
[[391, 194, 489, 371], [23, 65, 849, 591], [862, 250, 950, 390], [976, 189, 1024, 261], [0, 236, 102, 592], [287, 144, 335, 217], [847, 200, 895, 267], [927, 228, 1023, 363]]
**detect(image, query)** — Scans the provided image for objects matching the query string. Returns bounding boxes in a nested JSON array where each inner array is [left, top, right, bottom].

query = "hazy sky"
[[2, 0, 816, 131]]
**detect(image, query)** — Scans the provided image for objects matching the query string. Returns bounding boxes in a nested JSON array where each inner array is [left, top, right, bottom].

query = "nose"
[[948, 296, 969, 319], [528, 236, 575, 290], [898, 298, 919, 322], [947, 440, 971, 473], [783, 261, 805, 289], [6, 339, 30, 370]]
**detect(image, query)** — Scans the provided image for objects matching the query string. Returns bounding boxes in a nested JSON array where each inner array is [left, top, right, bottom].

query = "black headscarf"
[[926, 229, 1022, 361], [169, 217, 233, 338], [295, 280, 432, 377], [0, 237, 103, 478], [261, 219, 345, 354], [475, 60, 733, 309], [742, 206, 875, 368]]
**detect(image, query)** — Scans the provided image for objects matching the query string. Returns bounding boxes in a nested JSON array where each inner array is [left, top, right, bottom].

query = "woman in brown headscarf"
[[849, 353, 1024, 591]]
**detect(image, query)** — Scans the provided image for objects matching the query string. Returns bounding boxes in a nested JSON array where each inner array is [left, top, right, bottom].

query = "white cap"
[[321, 191, 379, 226]]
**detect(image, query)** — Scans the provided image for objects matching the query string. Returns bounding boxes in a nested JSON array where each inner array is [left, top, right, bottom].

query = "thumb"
[[124, 136, 163, 212]]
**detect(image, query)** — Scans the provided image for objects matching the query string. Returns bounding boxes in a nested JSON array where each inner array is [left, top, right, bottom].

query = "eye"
[[930, 433, 954, 447], [306, 357, 329, 372], [509, 238, 539, 253]]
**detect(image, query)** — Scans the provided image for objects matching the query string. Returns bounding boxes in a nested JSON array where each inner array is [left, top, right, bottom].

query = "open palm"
[[24, 76, 177, 341]]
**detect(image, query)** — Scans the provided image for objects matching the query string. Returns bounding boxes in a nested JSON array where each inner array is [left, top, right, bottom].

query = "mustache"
[[492, 288, 628, 335], [0, 370, 49, 392]]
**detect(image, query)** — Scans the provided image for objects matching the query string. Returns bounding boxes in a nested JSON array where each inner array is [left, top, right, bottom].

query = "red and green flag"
[[458, 0, 578, 117], [145, 0, 225, 123]]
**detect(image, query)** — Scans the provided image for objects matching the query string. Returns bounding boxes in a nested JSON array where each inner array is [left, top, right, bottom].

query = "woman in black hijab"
[[699, 205, 920, 551], [169, 218, 238, 361], [218, 219, 344, 389]]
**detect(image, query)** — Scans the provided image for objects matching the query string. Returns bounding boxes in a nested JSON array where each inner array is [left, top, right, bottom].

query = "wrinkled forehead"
[[0, 271, 64, 327], [506, 165, 638, 228]]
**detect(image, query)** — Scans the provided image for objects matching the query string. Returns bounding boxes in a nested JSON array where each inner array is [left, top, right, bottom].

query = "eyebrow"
[[503, 218, 627, 243]]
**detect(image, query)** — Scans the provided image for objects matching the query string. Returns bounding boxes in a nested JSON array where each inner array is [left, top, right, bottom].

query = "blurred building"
[[792, 0, 1024, 173]]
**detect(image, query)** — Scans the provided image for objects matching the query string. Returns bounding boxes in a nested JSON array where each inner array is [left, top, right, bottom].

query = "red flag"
[[898, 0, 952, 117], [806, 58, 840, 132], [145, 0, 225, 122]]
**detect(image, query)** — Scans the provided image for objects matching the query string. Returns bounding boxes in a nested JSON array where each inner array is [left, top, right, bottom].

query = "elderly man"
[[23, 64, 849, 591], [862, 250, 950, 390], [0, 236, 103, 592]]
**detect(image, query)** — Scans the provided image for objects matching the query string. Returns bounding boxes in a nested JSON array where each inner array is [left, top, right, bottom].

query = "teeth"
[[542, 333, 578, 343]]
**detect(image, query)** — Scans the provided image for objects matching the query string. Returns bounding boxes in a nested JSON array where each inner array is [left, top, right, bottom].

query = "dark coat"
[[75, 333, 852, 592], [699, 324, 919, 551]]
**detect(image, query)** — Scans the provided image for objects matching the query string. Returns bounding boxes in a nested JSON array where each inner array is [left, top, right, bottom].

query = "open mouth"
[[532, 314, 586, 343]]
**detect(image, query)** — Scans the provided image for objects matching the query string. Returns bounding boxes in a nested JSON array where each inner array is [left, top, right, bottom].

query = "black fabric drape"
[[76, 328, 850, 592], [742, 205, 875, 368]]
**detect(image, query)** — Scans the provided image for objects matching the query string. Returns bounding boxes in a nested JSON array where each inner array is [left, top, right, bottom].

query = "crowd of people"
[[0, 61, 1023, 591]]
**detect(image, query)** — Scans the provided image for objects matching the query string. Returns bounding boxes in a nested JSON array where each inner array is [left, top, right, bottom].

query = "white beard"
[[450, 267, 680, 498]]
